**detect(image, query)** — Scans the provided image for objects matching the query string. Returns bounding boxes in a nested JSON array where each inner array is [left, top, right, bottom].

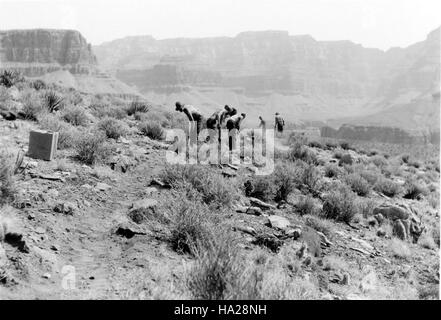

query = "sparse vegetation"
[[74, 131, 110, 165], [322, 184, 358, 223], [374, 178, 401, 197], [345, 173, 371, 196], [127, 101, 149, 116], [62, 105, 89, 126], [98, 117, 128, 139], [138, 121, 164, 140], [338, 154, 353, 166], [403, 178, 428, 200]]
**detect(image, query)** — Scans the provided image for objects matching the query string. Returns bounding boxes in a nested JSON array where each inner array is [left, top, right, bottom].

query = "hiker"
[[226, 113, 246, 151], [258, 116, 266, 130], [274, 112, 285, 137], [175, 101, 204, 141]]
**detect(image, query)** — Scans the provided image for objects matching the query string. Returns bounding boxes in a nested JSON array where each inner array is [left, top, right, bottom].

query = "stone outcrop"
[[320, 124, 429, 144], [0, 29, 97, 76]]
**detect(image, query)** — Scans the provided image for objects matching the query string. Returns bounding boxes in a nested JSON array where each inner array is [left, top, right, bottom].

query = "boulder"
[[131, 199, 158, 211], [373, 205, 409, 221], [266, 215, 291, 230], [53, 202, 77, 215]]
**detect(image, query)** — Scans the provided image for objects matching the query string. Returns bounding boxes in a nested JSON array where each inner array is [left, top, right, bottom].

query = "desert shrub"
[[432, 227, 440, 247], [98, 117, 128, 139], [74, 131, 109, 165], [338, 154, 353, 166], [345, 173, 371, 196], [0, 153, 15, 205], [296, 196, 318, 216], [303, 215, 332, 237], [39, 114, 77, 149], [359, 170, 380, 185], [127, 101, 149, 116], [287, 143, 318, 165], [402, 179, 428, 200], [308, 140, 323, 149], [30, 79, 47, 91], [333, 149, 343, 159], [161, 165, 237, 209], [21, 90, 45, 121], [370, 155, 387, 167], [0, 70, 24, 88], [188, 235, 242, 299], [287, 132, 307, 146], [339, 141, 351, 150], [273, 163, 296, 202], [243, 175, 276, 202], [138, 121, 164, 140], [90, 103, 126, 120], [169, 200, 214, 256], [374, 178, 401, 197], [428, 193, 439, 210], [322, 184, 357, 223], [324, 164, 342, 178], [418, 232, 436, 250], [325, 141, 338, 150], [296, 161, 321, 192], [42, 90, 64, 113], [357, 198, 376, 218], [62, 105, 89, 126], [389, 238, 411, 260], [401, 154, 410, 164]]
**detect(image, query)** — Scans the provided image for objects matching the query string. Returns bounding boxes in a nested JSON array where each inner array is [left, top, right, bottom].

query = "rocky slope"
[[0, 29, 138, 97], [94, 28, 440, 131]]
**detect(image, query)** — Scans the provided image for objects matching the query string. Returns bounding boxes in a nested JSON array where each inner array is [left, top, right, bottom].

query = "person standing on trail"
[[258, 116, 266, 130], [274, 112, 285, 137], [175, 102, 204, 142], [226, 113, 246, 152]]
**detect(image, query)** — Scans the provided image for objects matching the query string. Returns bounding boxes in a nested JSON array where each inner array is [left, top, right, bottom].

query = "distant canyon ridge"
[[1, 28, 440, 143]]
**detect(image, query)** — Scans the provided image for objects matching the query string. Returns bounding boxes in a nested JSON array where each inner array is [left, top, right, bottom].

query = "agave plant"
[[43, 90, 64, 113], [0, 70, 24, 88]]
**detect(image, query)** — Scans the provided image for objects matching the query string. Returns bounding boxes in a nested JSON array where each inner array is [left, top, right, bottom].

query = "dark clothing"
[[276, 122, 284, 132]]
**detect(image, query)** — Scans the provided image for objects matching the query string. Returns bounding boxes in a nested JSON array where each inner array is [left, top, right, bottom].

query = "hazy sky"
[[0, 0, 440, 50]]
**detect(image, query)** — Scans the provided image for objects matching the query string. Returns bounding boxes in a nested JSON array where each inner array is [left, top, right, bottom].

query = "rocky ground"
[[0, 77, 440, 300]]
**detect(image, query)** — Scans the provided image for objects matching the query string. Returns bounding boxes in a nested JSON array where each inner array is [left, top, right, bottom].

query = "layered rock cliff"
[[94, 28, 440, 132], [0, 29, 138, 96]]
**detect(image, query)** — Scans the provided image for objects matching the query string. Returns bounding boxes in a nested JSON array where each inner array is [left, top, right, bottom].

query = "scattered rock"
[[131, 199, 158, 211], [50, 245, 59, 252], [53, 202, 77, 215], [266, 215, 291, 230], [233, 226, 257, 236], [114, 222, 147, 239], [149, 179, 171, 189], [27, 213, 36, 220], [0, 244, 7, 267], [373, 204, 409, 221], [316, 231, 333, 247], [35, 227, 45, 234], [374, 213, 385, 224], [42, 273, 51, 279], [95, 182, 111, 191], [377, 228, 386, 237], [252, 233, 284, 253], [4, 233, 30, 253], [284, 227, 302, 240], [222, 169, 237, 178], [235, 206, 263, 216], [249, 197, 277, 210]]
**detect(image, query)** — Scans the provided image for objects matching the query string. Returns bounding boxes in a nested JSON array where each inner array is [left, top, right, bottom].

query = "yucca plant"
[[43, 90, 64, 113]]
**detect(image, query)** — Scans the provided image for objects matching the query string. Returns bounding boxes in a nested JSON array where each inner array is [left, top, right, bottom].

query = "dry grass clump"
[[138, 121, 164, 140], [287, 143, 318, 165], [296, 196, 319, 216], [160, 165, 237, 209], [39, 114, 78, 149], [402, 178, 428, 200], [324, 164, 342, 178], [338, 154, 353, 166], [322, 184, 358, 223], [374, 178, 401, 197], [98, 117, 128, 139], [389, 238, 411, 260], [303, 215, 333, 237], [74, 131, 110, 165], [127, 101, 149, 116], [0, 153, 16, 205], [62, 105, 89, 126], [370, 155, 388, 167], [344, 173, 371, 196], [169, 199, 214, 256]]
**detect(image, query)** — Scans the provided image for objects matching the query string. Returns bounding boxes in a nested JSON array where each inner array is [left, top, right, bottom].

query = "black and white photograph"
[[0, 0, 440, 304]]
